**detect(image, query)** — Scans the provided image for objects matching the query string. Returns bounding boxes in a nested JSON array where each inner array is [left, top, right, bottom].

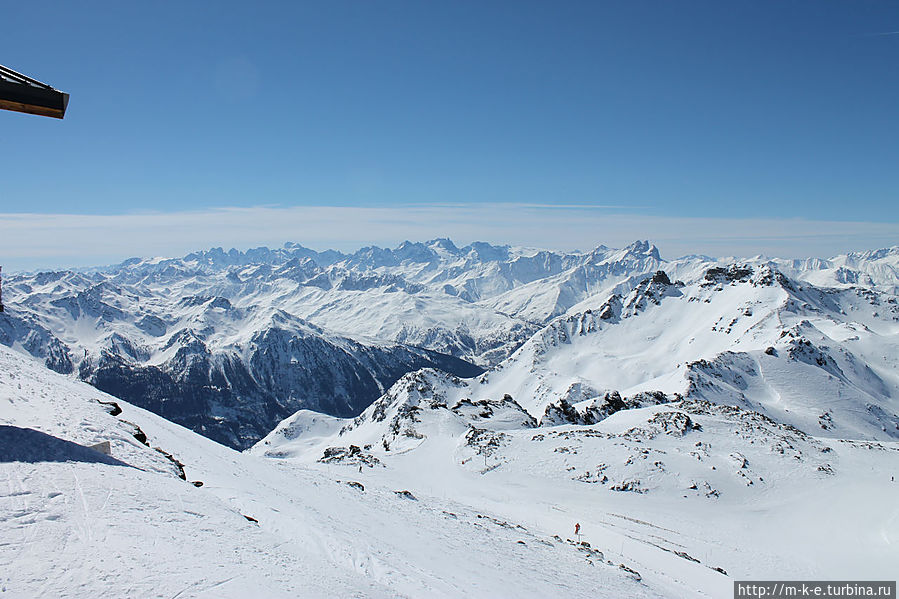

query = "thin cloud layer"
[[1, 204, 897, 271]]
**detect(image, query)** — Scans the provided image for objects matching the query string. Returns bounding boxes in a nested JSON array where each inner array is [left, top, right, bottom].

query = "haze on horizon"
[[1, 1, 897, 270]]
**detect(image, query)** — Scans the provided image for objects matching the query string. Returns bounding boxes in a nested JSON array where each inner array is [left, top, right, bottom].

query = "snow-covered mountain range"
[[252, 247, 899, 528], [1, 325, 896, 597], [2, 239, 898, 596], [1, 239, 898, 450]]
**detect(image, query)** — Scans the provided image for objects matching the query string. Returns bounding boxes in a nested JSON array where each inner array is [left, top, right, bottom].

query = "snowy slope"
[[5, 340, 894, 599], [288, 263, 896, 446], [254, 369, 899, 590], [0, 345, 664, 598], [469, 265, 899, 440], [250, 260, 899, 588]]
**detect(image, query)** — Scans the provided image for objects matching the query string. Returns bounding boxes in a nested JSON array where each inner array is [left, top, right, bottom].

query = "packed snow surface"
[[1, 346, 659, 597], [5, 343, 897, 597]]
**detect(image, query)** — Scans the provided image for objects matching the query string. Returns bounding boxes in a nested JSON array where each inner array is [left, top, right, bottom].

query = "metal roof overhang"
[[0, 64, 69, 119]]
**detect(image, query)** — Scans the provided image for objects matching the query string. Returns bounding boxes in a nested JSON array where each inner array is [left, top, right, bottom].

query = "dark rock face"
[[540, 390, 674, 427], [451, 395, 538, 428], [650, 270, 672, 285], [320, 445, 382, 468], [704, 265, 753, 284], [644, 411, 701, 436], [541, 399, 588, 426], [702, 264, 793, 289], [82, 333, 483, 450]]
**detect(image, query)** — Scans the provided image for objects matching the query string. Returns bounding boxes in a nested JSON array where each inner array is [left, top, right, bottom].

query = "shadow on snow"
[[0, 425, 131, 467]]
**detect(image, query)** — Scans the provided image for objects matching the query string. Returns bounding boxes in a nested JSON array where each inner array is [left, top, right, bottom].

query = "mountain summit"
[[2, 240, 897, 450]]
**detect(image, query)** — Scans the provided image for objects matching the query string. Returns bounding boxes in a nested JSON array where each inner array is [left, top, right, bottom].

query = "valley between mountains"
[[1, 239, 897, 597]]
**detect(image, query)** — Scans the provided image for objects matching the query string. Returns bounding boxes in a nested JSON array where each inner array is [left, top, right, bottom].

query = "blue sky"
[[1, 1, 898, 269]]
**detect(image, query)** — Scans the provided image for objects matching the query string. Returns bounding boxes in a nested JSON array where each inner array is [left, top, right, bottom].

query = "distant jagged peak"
[[104, 239, 669, 279], [772, 246, 899, 274], [343, 244, 397, 268], [584, 244, 612, 261], [674, 252, 716, 262], [273, 256, 321, 278], [183, 244, 323, 267], [343, 240, 460, 268], [621, 239, 662, 261], [839, 245, 899, 263], [394, 240, 440, 263], [462, 241, 512, 262], [281, 241, 308, 251], [582, 240, 662, 267], [113, 243, 348, 273], [426, 237, 461, 254], [118, 256, 145, 268]]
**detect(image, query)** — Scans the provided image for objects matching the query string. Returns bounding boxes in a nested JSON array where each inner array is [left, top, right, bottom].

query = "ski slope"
[[0, 345, 661, 598]]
